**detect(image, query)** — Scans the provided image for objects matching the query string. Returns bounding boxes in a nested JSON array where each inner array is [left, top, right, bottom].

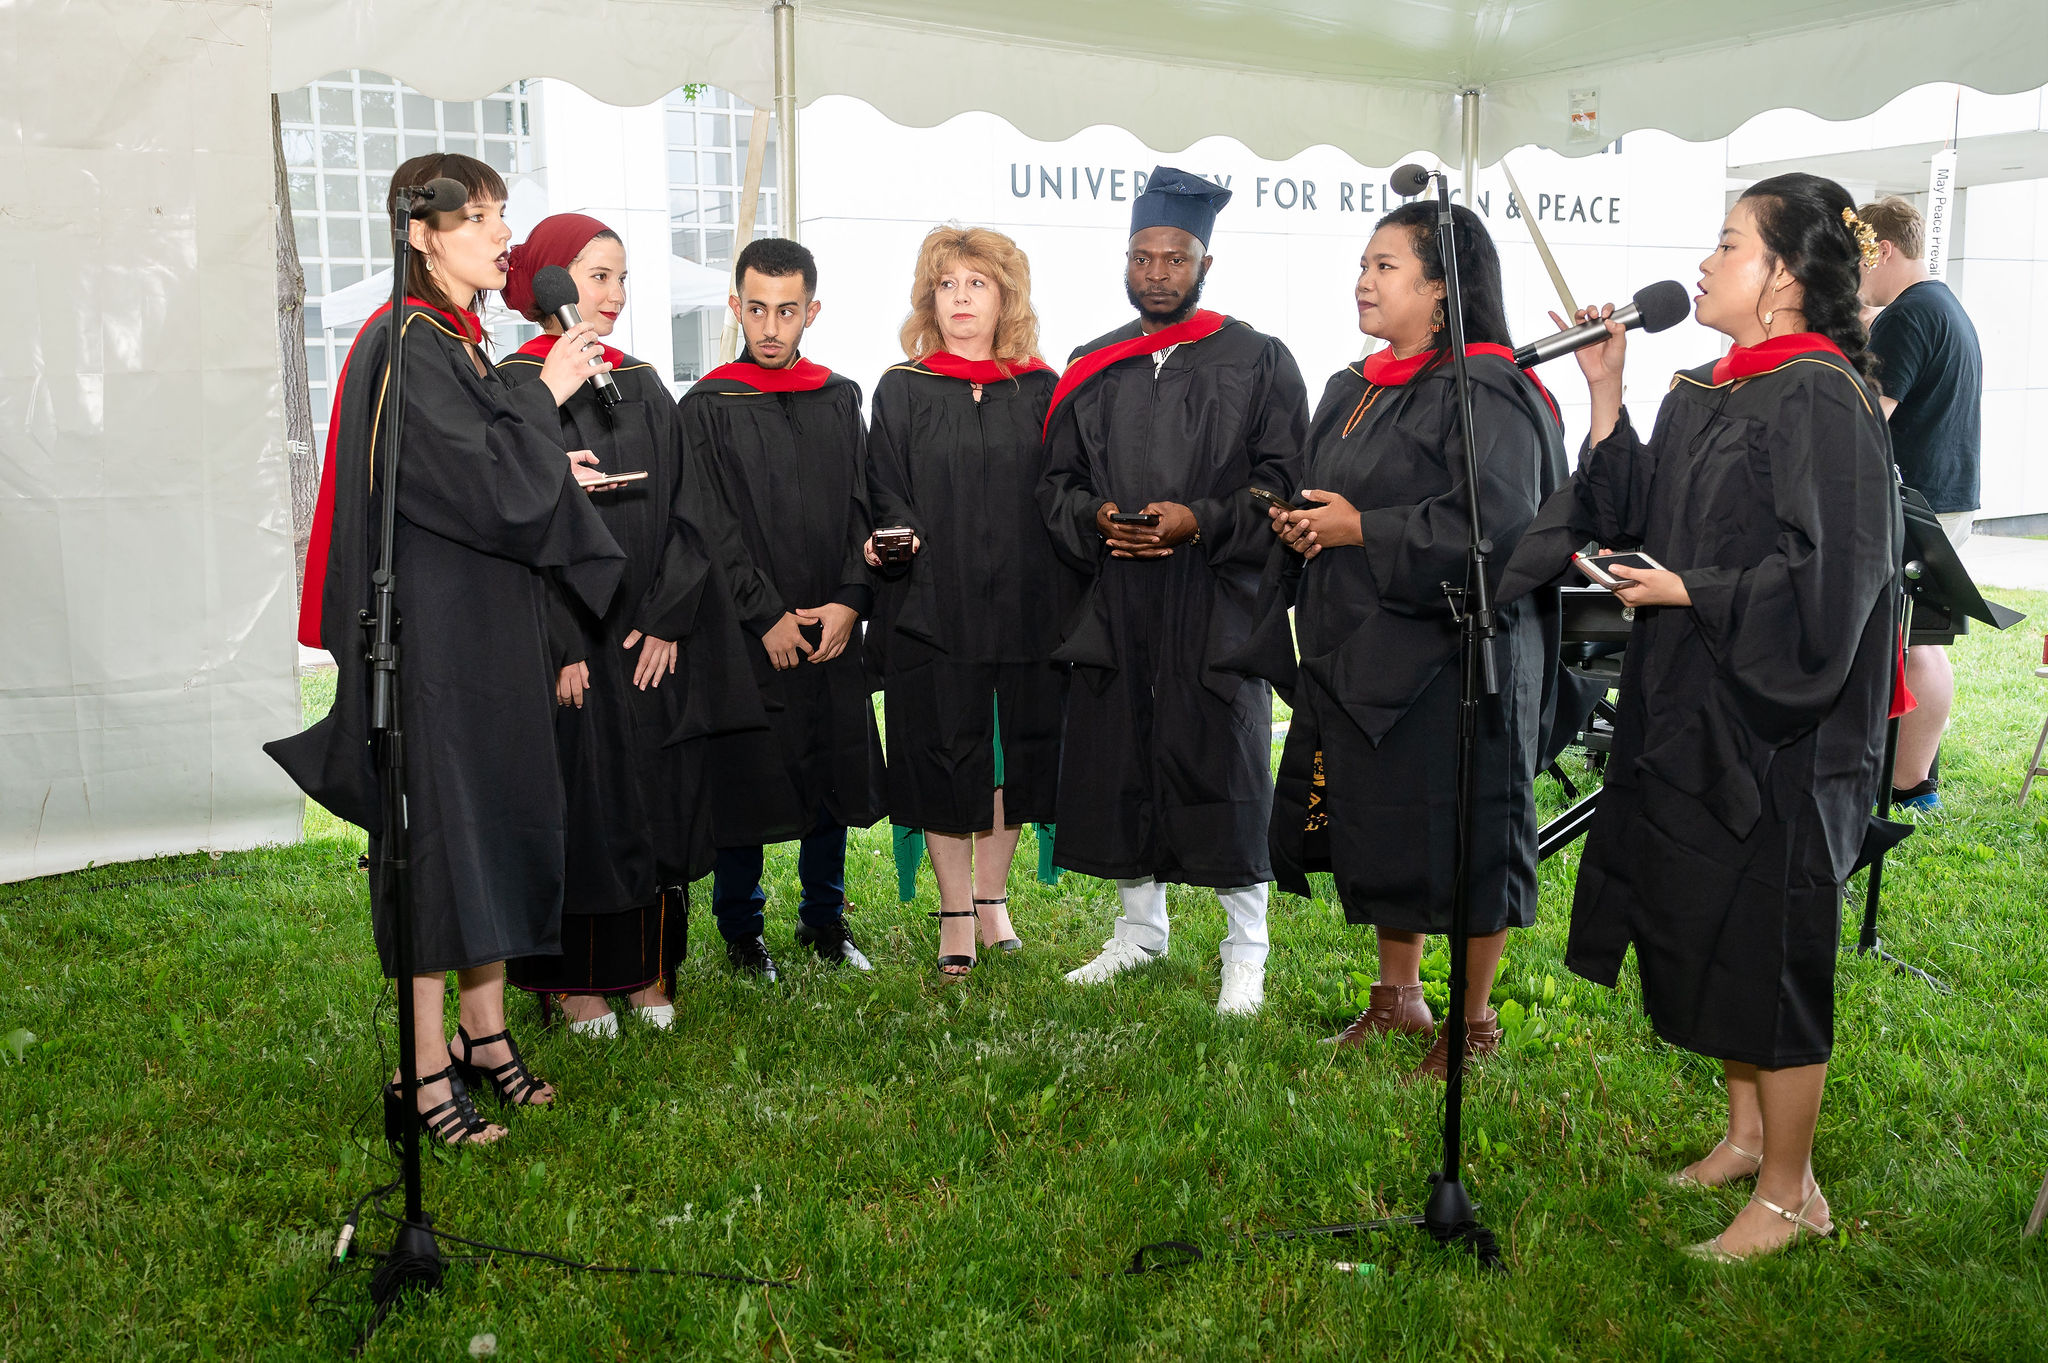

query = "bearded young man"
[[1037, 167, 1309, 1015]]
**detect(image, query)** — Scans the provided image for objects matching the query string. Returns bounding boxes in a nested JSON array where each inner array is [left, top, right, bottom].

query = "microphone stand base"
[[1422, 1173, 1504, 1268]]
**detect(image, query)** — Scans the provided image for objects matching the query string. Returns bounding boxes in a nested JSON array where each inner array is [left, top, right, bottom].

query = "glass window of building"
[[666, 86, 780, 385], [279, 71, 535, 449]]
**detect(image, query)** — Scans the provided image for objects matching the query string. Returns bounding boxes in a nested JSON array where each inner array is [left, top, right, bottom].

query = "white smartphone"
[[1572, 548, 1665, 591]]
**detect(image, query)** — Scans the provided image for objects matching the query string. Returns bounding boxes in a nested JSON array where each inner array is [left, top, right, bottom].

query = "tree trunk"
[[272, 95, 317, 607]]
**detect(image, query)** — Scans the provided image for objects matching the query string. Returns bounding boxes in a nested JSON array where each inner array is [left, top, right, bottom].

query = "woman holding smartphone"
[[498, 214, 761, 1035], [1259, 203, 1565, 1079], [270, 156, 627, 1146], [1531, 173, 1896, 1259], [862, 226, 1064, 977]]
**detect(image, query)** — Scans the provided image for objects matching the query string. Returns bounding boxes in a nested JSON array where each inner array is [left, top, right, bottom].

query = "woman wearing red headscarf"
[[500, 214, 764, 1036]]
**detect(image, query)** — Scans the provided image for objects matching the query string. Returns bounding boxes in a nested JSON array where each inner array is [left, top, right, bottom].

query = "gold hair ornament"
[[1842, 208, 1881, 269]]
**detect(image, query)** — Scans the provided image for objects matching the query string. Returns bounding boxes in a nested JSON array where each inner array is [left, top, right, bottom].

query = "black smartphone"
[[1247, 486, 1326, 513], [1108, 511, 1161, 526]]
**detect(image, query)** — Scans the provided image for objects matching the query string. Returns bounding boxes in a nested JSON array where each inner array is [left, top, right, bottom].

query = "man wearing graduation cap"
[[1038, 166, 1309, 1015]]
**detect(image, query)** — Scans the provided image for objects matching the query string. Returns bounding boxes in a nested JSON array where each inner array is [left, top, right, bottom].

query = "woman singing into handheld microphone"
[[1261, 202, 1565, 1079], [270, 155, 628, 1147], [1534, 172, 1896, 1259], [499, 214, 760, 1036]]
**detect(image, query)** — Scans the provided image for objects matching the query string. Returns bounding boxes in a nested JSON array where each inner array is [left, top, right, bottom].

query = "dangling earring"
[[1431, 302, 1446, 332], [424, 257, 435, 273], [1762, 308, 1774, 328]]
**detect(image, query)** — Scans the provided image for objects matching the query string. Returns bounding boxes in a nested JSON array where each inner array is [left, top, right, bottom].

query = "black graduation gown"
[[678, 363, 886, 845], [266, 306, 625, 977], [865, 361, 1071, 833], [1508, 351, 1898, 1066], [1038, 317, 1308, 887], [495, 350, 768, 910], [1258, 355, 1566, 934]]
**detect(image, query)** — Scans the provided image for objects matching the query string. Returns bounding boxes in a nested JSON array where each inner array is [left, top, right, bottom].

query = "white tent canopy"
[[8, 0, 2048, 881], [274, 0, 2048, 166]]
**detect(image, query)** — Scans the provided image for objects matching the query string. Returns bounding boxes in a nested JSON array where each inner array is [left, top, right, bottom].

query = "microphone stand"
[[363, 192, 444, 1320], [1422, 167, 1504, 1267]]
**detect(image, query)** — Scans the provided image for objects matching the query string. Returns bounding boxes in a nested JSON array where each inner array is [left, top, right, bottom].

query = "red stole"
[[919, 351, 1054, 384], [297, 299, 484, 648], [701, 356, 833, 392], [1710, 332, 1846, 385], [515, 332, 625, 370], [1043, 310, 1229, 435], [1357, 341, 1560, 423]]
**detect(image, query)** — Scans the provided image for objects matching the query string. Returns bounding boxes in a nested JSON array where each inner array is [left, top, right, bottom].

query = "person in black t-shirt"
[[1860, 195, 1984, 813]]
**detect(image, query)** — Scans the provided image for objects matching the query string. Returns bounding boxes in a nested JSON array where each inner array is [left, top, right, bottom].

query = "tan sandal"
[[1667, 1139, 1763, 1188], [1684, 1187, 1834, 1263]]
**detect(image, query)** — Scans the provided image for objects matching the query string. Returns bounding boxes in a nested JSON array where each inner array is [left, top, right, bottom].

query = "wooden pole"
[[720, 101, 772, 364]]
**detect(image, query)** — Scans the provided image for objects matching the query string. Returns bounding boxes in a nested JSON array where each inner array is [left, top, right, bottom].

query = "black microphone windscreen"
[[422, 177, 469, 210], [531, 265, 581, 316], [1389, 163, 1432, 198], [1633, 280, 1691, 334]]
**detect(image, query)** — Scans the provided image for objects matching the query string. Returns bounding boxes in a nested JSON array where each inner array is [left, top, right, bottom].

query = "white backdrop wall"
[[0, 1, 302, 881], [796, 98, 1731, 456]]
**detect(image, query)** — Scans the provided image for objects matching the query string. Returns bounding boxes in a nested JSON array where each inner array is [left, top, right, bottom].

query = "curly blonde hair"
[[898, 226, 1044, 373]]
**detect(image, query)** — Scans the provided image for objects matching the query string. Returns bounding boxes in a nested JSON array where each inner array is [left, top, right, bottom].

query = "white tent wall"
[[1, 1, 302, 882]]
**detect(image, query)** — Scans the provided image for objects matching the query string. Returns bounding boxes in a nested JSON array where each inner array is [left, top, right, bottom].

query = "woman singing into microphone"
[[499, 214, 760, 1035], [1262, 202, 1565, 1079], [1539, 173, 1896, 1259], [269, 154, 628, 1146]]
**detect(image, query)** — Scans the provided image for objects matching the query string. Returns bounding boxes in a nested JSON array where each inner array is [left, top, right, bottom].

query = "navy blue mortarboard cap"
[[1130, 166, 1231, 247]]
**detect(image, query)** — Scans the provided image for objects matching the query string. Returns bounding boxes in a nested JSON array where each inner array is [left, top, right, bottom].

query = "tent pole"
[[1460, 88, 1479, 203], [773, 0, 798, 240]]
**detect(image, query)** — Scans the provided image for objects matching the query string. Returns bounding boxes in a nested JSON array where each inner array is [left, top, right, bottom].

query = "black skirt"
[[882, 660, 1063, 834], [507, 886, 689, 995], [1277, 640, 1542, 937]]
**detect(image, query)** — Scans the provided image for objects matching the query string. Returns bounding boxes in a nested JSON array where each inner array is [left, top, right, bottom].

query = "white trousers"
[[1110, 877, 1269, 965]]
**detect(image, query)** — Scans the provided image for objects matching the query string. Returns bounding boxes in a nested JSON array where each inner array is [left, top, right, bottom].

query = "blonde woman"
[[863, 227, 1070, 976]]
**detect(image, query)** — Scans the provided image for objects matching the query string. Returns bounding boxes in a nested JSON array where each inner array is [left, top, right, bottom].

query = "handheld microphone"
[[400, 177, 470, 219], [1511, 280, 1690, 368], [531, 265, 622, 409]]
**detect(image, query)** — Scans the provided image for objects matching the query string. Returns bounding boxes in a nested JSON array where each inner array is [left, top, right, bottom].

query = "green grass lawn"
[[6, 597, 2048, 1360]]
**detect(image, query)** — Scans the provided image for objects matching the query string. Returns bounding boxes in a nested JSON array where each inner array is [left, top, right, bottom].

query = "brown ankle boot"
[[1407, 1009, 1502, 1082], [1325, 983, 1434, 1049]]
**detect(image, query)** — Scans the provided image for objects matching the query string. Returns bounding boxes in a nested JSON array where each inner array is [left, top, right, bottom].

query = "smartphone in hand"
[[1108, 511, 1161, 526], [1247, 486, 1327, 513], [1572, 545, 1666, 590]]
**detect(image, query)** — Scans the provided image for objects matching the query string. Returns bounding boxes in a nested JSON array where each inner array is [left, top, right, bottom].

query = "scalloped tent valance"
[[271, 0, 2048, 163]]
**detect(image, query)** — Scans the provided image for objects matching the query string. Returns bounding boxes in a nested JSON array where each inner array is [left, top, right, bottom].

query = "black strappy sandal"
[[931, 907, 977, 978], [975, 896, 1022, 954], [383, 1065, 499, 1149], [448, 1025, 554, 1108]]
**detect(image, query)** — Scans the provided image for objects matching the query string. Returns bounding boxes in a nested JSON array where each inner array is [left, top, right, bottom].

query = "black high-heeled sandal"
[[931, 907, 977, 978], [974, 896, 1022, 953], [383, 1065, 499, 1149], [448, 1025, 554, 1108]]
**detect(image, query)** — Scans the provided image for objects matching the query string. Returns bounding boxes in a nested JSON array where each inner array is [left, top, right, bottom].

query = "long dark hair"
[[1374, 201, 1514, 358], [387, 152, 508, 335], [1737, 172, 1877, 381]]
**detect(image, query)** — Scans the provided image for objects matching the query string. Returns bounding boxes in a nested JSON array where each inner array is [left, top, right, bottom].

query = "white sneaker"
[[1064, 936, 1161, 985], [634, 1004, 676, 1030], [566, 1009, 619, 1038], [1217, 960, 1265, 1016]]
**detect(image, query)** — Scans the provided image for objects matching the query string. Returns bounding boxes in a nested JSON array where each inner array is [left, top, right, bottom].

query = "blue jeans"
[[711, 824, 848, 943]]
